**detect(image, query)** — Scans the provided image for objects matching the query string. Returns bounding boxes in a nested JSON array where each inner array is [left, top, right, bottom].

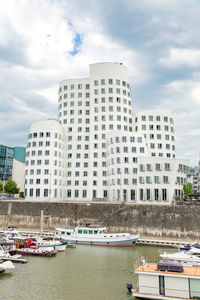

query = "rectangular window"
[[44, 189, 48, 197], [154, 189, 159, 201], [146, 189, 151, 200], [140, 189, 144, 200]]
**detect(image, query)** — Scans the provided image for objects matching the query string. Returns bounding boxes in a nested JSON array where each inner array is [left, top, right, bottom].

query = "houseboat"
[[55, 225, 139, 247], [127, 258, 200, 299]]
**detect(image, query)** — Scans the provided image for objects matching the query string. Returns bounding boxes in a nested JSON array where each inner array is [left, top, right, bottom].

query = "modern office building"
[[24, 62, 189, 204], [0, 144, 26, 192], [0, 145, 13, 182]]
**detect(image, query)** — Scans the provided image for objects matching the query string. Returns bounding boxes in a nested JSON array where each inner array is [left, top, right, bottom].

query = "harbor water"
[[0, 245, 171, 300]]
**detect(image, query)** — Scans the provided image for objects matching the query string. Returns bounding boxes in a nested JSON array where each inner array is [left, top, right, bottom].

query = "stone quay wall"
[[0, 201, 199, 239]]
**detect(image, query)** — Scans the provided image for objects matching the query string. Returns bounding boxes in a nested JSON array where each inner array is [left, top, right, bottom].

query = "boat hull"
[[16, 248, 57, 256], [55, 235, 139, 247], [38, 243, 67, 252]]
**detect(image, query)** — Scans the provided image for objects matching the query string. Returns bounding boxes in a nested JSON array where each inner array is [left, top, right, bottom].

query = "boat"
[[0, 260, 15, 273], [14, 237, 57, 257], [127, 257, 200, 299], [54, 224, 139, 247], [34, 237, 67, 252], [160, 250, 200, 266], [16, 247, 57, 256]]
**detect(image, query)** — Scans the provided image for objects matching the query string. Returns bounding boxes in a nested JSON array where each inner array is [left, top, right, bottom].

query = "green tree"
[[183, 182, 193, 195], [4, 178, 19, 194], [0, 181, 3, 192]]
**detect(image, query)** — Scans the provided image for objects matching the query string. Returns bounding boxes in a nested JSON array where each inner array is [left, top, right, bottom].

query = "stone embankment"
[[0, 200, 199, 240]]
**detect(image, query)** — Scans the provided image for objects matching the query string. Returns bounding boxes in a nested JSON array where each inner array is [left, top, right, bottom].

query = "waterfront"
[[0, 245, 172, 300]]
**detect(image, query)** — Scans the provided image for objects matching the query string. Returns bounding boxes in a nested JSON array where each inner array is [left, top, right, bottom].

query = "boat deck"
[[136, 263, 200, 277]]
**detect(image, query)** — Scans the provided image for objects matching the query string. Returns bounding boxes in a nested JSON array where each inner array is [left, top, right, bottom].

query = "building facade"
[[0, 144, 26, 192], [24, 62, 189, 204]]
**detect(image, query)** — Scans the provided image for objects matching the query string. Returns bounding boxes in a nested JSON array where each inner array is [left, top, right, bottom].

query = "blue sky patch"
[[69, 32, 82, 56]]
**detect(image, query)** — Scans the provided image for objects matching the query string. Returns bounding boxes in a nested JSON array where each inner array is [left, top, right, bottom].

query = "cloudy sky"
[[0, 0, 200, 165]]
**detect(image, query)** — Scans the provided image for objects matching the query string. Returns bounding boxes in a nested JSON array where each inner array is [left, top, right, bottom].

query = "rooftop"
[[136, 263, 200, 277]]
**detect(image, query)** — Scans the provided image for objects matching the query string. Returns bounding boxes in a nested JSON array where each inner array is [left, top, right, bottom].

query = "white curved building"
[[58, 62, 133, 201], [24, 120, 66, 200], [25, 62, 189, 205]]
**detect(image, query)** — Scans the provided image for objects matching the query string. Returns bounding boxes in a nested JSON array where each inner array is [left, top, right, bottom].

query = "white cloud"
[[160, 48, 200, 68]]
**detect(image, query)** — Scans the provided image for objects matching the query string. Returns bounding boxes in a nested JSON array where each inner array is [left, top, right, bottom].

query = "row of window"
[[136, 125, 174, 133], [27, 141, 62, 148], [140, 124, 174, 132], [25, 169, 61, 176], [26, 160, 62, 166], [26, 150, 62, 157], [28, 132, 62, 139], [60, 106, 132, 116], [59, 88, 131, 100], [59, 80, 130, 93], [136, 115, 173, 123], [139, 188, 168, 201]]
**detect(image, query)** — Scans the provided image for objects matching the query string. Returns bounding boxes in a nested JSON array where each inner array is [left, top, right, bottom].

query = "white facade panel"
[[165, 276, 189, 298], [139, 274, 159, 295]]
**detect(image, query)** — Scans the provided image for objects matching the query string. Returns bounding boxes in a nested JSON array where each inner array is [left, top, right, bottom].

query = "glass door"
[[159, 276, 165, 296]]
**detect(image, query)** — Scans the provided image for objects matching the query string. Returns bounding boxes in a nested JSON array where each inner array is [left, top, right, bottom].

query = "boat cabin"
[[55, 226, 106, 237], [133, 260, 200, 299]]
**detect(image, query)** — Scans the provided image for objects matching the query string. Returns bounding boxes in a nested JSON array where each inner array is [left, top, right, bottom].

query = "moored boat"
[[0, 260, 15, 273], [16, 247, 57, 256], [127, 257, 200, 299], [55, 224, 139, 247], [35, 237, 67, 252], [160, 250, 200, 266]]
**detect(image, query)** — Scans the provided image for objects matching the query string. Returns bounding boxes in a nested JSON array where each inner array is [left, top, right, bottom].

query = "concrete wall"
[[0, 201, 199, 239]]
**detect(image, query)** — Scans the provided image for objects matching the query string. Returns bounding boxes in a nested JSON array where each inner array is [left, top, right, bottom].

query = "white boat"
[[0, 245, 21, 259], [34, 237, 67, 252], [55, 225, 139, 247], [0, 260, 15, 273], [128, 258, 200, 299], [160, 250, 200, 266], [16, 247, 57, 257]]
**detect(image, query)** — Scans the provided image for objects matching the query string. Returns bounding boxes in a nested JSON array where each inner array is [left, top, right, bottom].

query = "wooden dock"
[[137, 238, 192, 248]]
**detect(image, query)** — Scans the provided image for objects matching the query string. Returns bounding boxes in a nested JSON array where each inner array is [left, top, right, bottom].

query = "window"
[[154, 189, 159, 201], [44, 189, 48, 197], [163, 176, 169, 183], [156, 163, 161, 171], [146, 189, 151, 200], [149, 115, 153, 121], [140, 189, 144, 200], [162, 189, 167, 201]]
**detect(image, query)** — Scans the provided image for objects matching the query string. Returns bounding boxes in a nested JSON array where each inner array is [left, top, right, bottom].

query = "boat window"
[[94, 230, 98, 234], [83, 230, 88, 234], [67, 232, 71, 235], [61, 231, 65, 234], [89, 230, 93, 234], [78, 230, 82, 234], [99, 230, 103, 234]]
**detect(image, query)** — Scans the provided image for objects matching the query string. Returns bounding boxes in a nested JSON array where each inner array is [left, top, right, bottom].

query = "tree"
[[183, 182, 193, 195], [4, 178, 19, 194], [0, 181, 3, 192]]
